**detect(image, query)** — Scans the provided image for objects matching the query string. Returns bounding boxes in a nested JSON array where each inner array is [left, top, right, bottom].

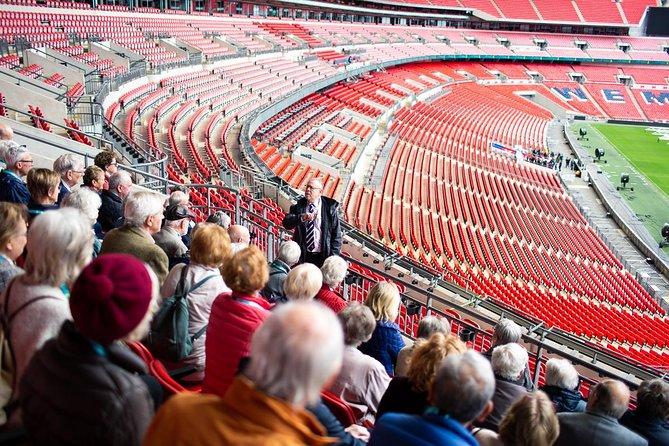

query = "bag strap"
[[174, 266, 216, 300], [191, 324, 208, 342]]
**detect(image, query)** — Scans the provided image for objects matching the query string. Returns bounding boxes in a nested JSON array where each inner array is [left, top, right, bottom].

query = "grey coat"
[[556, 412, 648, 446]]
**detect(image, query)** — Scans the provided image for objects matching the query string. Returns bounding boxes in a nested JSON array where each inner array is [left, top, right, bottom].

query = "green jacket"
[[100, 224, 169, 284]]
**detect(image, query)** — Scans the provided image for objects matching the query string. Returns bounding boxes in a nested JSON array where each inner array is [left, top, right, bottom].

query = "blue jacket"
[[541, 385, 586, 413], [359, 320, 405, 375], [369, 412, 479, 446], [0, 170, 30, 204]]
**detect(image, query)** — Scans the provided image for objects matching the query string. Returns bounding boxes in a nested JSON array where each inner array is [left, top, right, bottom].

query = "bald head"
[[228, 224, 250, 245], [305, 178, 323, 204], [587, 379, 630, 419], [0, 123, 13, 141]]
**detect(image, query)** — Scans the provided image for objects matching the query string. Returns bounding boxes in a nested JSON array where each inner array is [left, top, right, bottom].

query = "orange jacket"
[[143, 377, 337, 446]]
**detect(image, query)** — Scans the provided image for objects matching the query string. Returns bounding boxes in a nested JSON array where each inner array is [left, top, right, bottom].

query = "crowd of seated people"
[[0, 120, 666, 446]]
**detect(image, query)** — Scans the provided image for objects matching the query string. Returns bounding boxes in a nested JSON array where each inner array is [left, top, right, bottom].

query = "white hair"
[[321, 255, 348, 288], [109, 170, 132, 191], [545, 358, 580, 391], [24, 208, 93, 287], [491, 343, 529, 381], [62, 187, 102, 225], [4, 144, 29, 168], [246, 301, 344, 408], [167, 190, 189, 207], [283, 263, 323, 301], [124, 191, 164, 227], [52, 154, 84, 176], [493, 318, 523, 345], [432, 351, 495, 423], [0, 140, 19, 163], [277, 240, 301, 267]]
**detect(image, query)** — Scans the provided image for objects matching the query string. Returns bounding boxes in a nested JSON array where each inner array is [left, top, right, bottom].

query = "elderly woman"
[[261, 240, 301, 303], [539, 358, 586, 413], [315, 255, 348, 313], [82, 165, 106, 193], [0, 208, 93, 426], [20, 254, 158, 446], [203, 245, 271, 397], [377, 332, 466, 418], [359, 281, 404, 375], [62, 187, 103, 258], [0, 202, 28, 293], [26, 168, 61, 220], [160, 223, 232, 383], [480, 343, 530, 431], [395, 315, 450, 377], [328, 303, 390, 423], [282, 263, 323, 302], [473, 392, 560, 446], [52, 153, 84, 205]]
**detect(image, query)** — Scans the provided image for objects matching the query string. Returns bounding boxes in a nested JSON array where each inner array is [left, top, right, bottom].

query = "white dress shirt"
[[307, 198, 322, 253]]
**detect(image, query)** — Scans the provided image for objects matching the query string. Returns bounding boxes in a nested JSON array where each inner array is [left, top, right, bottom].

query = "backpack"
[[145, 266, 215, 363], [0, 278, 56, 425]]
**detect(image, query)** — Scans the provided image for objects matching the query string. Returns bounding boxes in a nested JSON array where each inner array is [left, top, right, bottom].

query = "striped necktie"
[[305, 203, 316, 252]]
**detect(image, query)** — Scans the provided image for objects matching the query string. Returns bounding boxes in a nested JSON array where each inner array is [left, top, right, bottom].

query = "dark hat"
[[70, 254, 154, 345], [164, 204, 194, 221]]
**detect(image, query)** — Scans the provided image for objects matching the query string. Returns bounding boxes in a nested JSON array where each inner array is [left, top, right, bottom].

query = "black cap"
[[164, 204, 194, 221]]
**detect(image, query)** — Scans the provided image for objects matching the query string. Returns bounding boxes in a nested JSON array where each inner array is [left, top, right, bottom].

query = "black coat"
[[282, 196, 342, 263], [621, 410, 669, 446], [20, 321, 154, 446], [376, 376, 429, 419], [98, 189, 124, 234]]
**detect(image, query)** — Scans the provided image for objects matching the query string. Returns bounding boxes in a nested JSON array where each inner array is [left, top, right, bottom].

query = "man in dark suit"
[[556, 379, 648, 446], [282, 178, 341, 267]]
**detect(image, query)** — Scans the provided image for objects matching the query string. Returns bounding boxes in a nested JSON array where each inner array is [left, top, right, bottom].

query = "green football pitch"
[[572, 123, 669, 245]]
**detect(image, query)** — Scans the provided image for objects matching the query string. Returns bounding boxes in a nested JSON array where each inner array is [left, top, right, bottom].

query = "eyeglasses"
[[305, 185, 322, 191], [19, 159, 34, 165]]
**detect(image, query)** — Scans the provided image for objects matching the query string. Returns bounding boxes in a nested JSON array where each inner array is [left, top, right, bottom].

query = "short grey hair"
[[432, 351, 495, 423], [124, 191, 164, 227], [417, 316, 450, 339], [338, 302, 375, 346], [167, 190, 189, 207], [493, 318, 523, 345], [4, 144, 29, 168], [0, 140, 20, 163], [277, 240, 301, 266], [283, 263, 323, 301], [545, 358, 580, 391], [24, 208, 93, 287], [587, 379, 630, 419], [492, 343, 528, 380], [62, 187, 102, 225], [52, 154, 84, 176], [246, 301, 344, 408], [321, 255, 348, 288], [109, 170, 132, 191]]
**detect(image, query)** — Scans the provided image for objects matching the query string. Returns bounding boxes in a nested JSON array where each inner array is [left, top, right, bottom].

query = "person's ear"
[[474, 401, 494, 424]]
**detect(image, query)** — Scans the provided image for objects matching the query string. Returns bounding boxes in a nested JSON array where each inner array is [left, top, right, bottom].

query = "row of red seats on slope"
[[64, 118, 92, 146]]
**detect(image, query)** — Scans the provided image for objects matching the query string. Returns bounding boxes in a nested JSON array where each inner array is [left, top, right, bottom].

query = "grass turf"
[[593, 123, 669, 197], [572, 123, 669, 245]]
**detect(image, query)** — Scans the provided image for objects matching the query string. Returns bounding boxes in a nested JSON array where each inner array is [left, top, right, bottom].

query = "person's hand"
[[301, 212, 316, 222], [345, 425, 370, 441]]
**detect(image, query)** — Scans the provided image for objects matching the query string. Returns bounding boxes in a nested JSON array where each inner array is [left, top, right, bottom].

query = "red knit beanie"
[[70, 254, 154, 345]]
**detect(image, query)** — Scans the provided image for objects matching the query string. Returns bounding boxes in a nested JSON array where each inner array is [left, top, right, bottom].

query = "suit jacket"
[[98, 190, 124, 234], [478, 377, 527, 431], [100, 224, 169, 284], [282, 196, 341, 263], [556, 412, 648, 446]]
